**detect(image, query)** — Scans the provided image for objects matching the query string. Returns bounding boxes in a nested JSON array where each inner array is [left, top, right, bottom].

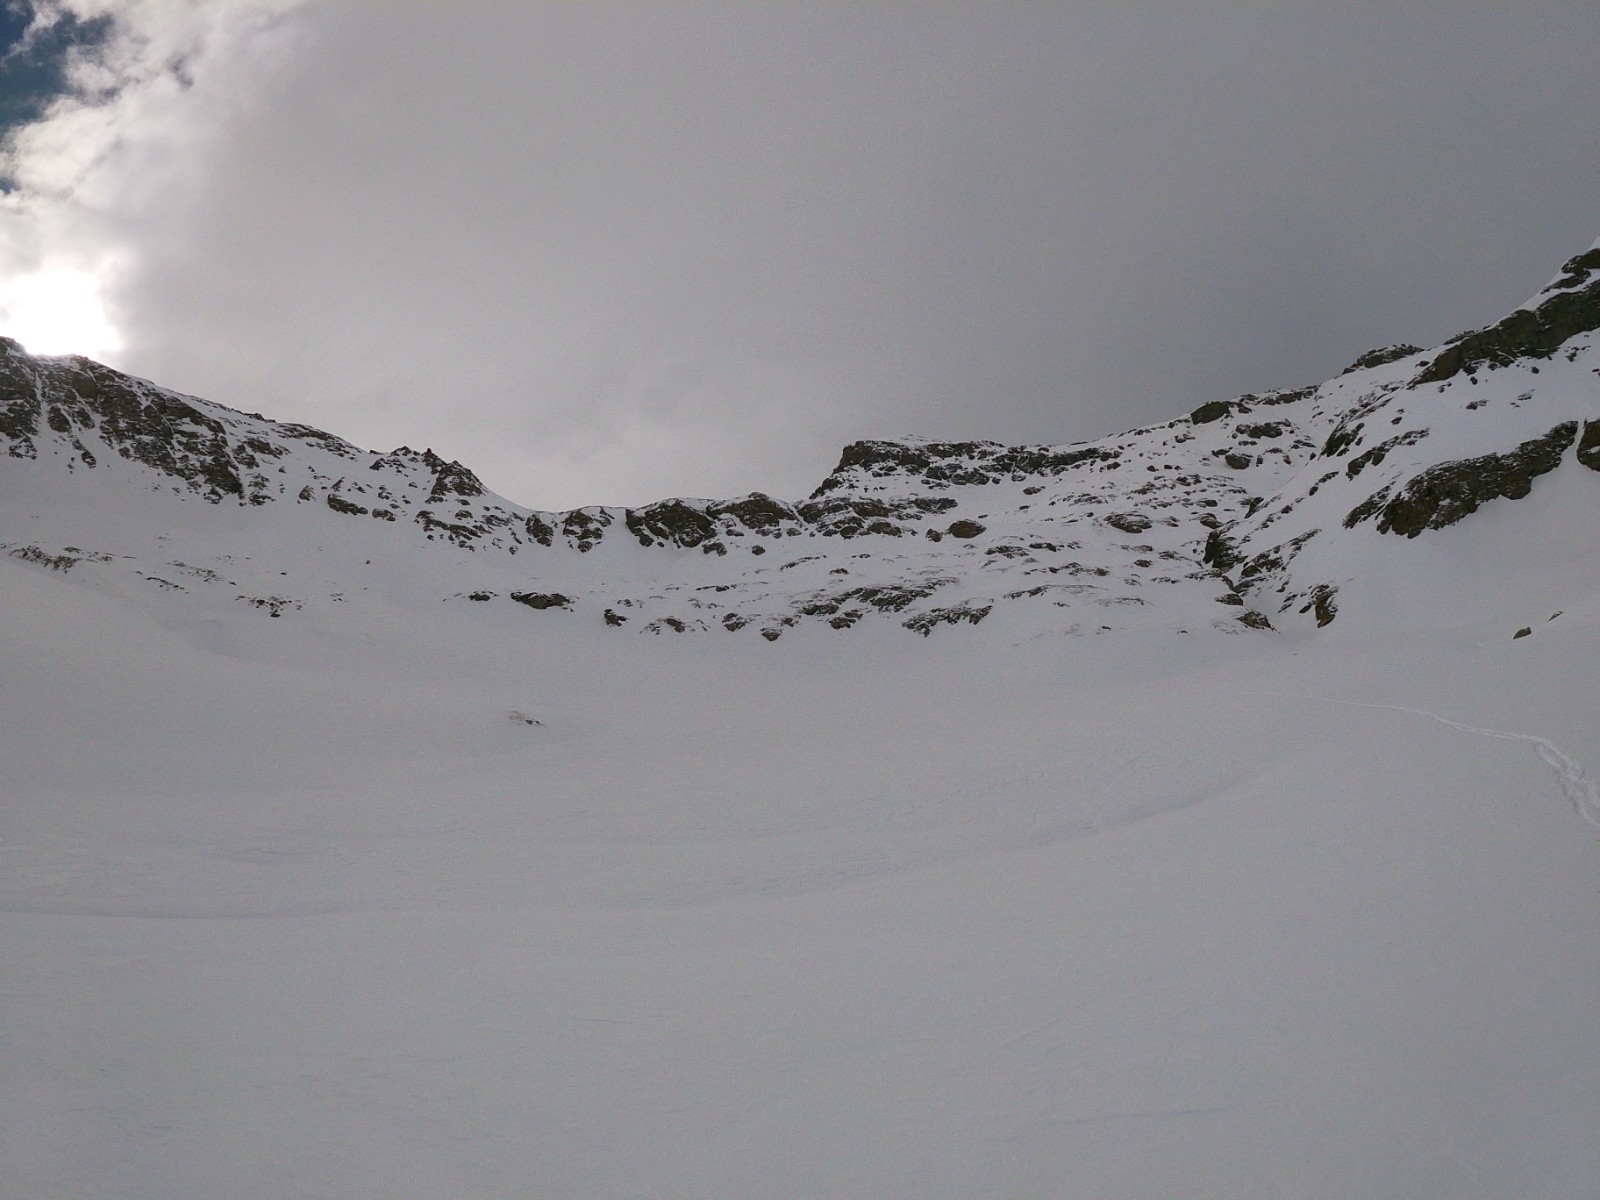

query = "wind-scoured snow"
[[3, 243, 1600, 1198]]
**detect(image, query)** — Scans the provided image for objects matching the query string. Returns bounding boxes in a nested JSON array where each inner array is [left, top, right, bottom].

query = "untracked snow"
[[5, 555, 1600, 1198]]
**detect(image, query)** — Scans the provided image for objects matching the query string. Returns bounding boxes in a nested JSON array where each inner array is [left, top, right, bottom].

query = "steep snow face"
[[3, 241, 1600, 644]]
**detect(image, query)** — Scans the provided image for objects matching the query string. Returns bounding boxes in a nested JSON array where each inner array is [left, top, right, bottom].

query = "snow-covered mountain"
[[4, 240, 1597, 643], [5, 243, 1600, 1200]]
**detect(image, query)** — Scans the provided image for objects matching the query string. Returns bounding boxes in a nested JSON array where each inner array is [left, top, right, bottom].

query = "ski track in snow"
[[1235, 690, 1600, 832]]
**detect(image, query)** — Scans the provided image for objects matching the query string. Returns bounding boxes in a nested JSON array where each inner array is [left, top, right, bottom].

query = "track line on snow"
[[1232, 690, 1600, 831]]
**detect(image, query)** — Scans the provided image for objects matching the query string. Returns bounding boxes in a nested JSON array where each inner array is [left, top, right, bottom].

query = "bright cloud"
[[0, 263, 120, 356], [0, 0, 305, 360]]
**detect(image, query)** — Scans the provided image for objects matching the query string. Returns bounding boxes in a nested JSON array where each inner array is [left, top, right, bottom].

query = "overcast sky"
[[2, 2, 1597, 509]]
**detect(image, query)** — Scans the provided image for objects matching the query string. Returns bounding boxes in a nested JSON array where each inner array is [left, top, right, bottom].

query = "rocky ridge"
[[3, 240, 1598, 639]]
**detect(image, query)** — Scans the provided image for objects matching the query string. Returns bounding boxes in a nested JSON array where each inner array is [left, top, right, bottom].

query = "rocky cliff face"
[[4, 240, 1598, 639]]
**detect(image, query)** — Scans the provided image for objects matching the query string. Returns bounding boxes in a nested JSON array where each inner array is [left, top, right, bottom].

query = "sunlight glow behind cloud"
[[0, 265, 121, 357]]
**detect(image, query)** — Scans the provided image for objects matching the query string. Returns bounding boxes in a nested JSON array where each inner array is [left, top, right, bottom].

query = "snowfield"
[[4, 555, 1599, 1198]]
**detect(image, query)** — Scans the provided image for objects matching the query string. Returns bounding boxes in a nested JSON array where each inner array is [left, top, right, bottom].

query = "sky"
[[1, 2, 1597, 510]]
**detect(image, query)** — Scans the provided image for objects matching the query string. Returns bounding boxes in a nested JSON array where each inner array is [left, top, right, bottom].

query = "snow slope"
[[3, 241, 1600, 1198]]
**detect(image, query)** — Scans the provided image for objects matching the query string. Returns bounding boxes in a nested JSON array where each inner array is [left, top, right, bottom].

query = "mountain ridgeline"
[[3, 242, 1598, 640]]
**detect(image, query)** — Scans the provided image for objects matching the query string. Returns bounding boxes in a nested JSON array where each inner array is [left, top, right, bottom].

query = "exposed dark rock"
[[1201, 529, 1241, 572], [1104, 512, 1151, 533], [57, 357, 247, 499], [409, 449, 486, 504], [9, 545, 78, 571], [1513, 626, 1532, 639], [1297, 584, 1339, 628], [1236, 611, 1273, 630], [561, 508, 612, 551], [1340, 344, 1423, 374], [240, 435, 285, 460], [1222, 452, 1253, 470], [603, 608, 627, 626], [946, 519, 986, 539], [1236, 422, 1284, 440], [280, 424, 359, 458], [1322, 420, 1364, 458], [920, 461, 998, 486], [1344, 422, 1578, 536], [1341, 484, 1394, 529], [795, 495, 906, 538], [510, 591, 572, 610], [626, 499, 716, 548], [415, 509, 484, 543], [524, 514, 556, 546], [1417, 254, 1600, 382], [989, 444, 1120, 476], [812, 438, 1120, 495], [1547, 247, 1600, 291], [1255, 385, 1318, 407], [1190, 400, 1233, 425], [1577, 420, 1600, 472], [835, 438, 978, 476], [800, 495, 885, 526], [326, 493, 369, 516], [0, 352, 39, 456], [706, 492, 799, 533], [1344, 429, 1429, 479], [814, 439, 988, 491], [236, 595, 299, 617], [904, 603, 992, 635], [828, 579, 954, 613]]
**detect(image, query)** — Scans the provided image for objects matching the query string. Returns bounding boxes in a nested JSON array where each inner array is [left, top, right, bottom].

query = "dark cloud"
[[11, 3, 1600, 508]]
